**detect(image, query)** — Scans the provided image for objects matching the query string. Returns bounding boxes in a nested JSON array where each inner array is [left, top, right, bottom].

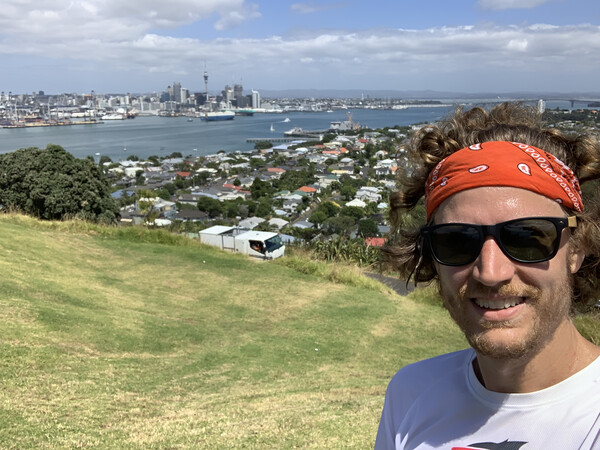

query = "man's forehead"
[[433, 186, 566, 223]]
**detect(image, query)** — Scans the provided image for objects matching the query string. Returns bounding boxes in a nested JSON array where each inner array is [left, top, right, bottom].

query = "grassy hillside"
[[0, 214, 468, 448]]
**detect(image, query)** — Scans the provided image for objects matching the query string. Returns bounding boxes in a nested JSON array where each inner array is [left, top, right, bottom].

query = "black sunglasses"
[[420, 216, 577, 266]]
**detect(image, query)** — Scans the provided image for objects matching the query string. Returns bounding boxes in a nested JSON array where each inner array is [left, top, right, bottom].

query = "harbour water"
[[0, 107, 455, 160], [0, 99, 587, 161]]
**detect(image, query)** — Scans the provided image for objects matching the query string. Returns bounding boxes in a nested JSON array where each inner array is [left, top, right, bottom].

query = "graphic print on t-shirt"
[[452, 440, 527, 450]]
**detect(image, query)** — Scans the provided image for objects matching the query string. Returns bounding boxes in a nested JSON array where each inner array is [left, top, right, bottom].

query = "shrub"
[[0, 144, 119, 223]]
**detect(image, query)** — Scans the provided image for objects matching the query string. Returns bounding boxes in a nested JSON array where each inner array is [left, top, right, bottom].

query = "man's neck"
[[473, 320, 600, 393]]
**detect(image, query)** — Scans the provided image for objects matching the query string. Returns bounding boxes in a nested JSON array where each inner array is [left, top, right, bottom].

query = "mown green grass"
[[0, 214, 466, 448]]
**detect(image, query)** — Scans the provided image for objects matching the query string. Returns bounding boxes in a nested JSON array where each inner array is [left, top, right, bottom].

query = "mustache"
[[457, 283, 541, 301]]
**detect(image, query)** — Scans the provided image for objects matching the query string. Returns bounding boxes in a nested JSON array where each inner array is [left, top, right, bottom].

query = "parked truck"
[[199, 226, 285, 260]]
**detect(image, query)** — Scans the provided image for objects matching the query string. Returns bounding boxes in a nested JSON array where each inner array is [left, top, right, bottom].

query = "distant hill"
[[258, 88, 600, 100]]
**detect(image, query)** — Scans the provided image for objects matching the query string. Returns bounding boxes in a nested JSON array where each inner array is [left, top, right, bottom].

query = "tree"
[[197, 196, 223, 218], [340, 185, 357, 201], [250, 177, 274, 200], [98, 155, 112, 166], [255, 197, 273, 218], [363, 143, 377, 159], [250, 158, 267, 169], [274, 169, 316, 192], [309, 210, 328, 225], [340, 205, 364, 222], [193, 172, 210, 186], [147, 155, 160, 166], [254, 141, 272, 150], [322, 215, 355, 235], [223, 200, 240, 219], [135, 189, 159, 223], [163, 183, 177, 196], [135, 170, 145, 186], [316, 201, 340, 218], [0, 144, 119, 223], [156, 188, 171, 201], [358, 219, 380, 238]]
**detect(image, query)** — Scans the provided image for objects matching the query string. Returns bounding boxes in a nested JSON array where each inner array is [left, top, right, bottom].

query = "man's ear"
[[569, 245, 585, 274]]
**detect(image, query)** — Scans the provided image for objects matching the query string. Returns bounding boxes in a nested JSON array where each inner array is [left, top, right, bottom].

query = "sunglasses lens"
[[430, 224, 481, 265], [500, 219, 559, 262]]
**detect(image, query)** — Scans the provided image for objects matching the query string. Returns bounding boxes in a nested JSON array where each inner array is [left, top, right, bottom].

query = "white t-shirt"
[[375, 349, 600, 449]]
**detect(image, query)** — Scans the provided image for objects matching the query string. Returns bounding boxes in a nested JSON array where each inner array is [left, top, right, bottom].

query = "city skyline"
[[1, 0, 599, 95]]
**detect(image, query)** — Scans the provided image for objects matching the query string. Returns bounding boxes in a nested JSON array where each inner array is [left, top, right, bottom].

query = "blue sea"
[[0, 99, 585, 161]]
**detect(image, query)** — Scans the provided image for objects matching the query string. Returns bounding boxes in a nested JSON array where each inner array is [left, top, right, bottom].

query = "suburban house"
[[283, 198, 303, 214], [173, 209, 209, 223], [346, 198, 367, 208], [315, 173, 339, 187], [355, 186, 383, 203], [238, 217, 265, 229], [268, 218, 289, 230], [267, 167, 286, 178], [177, 192, 218, 205], [297, 185, 318, 196]]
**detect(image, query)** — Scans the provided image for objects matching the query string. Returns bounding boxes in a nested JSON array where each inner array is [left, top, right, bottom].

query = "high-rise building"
[[181, 88, 189, 104], [234, 84, 243, 102], [537, 99, 546, 114], [222, 85, 234, 105], [160, 91, 171, 103], [172, 81, 182, 103], [251, 90, 261, 109]]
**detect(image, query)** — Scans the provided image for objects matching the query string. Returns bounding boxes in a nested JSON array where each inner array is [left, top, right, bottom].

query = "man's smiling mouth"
[[473, 297, 526, 310]]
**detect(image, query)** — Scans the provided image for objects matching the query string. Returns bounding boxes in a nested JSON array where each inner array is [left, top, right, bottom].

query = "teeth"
[[474, 298, 523, 310]]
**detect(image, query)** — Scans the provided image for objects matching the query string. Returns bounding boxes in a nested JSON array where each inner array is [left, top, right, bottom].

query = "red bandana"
[[424, 141, 583, 220]]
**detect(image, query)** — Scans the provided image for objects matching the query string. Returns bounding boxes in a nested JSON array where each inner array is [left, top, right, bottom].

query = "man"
[[375, 103, 600, 449]]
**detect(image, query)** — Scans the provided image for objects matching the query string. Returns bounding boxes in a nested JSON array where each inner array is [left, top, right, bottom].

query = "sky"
[[1, 0, 599, 95]]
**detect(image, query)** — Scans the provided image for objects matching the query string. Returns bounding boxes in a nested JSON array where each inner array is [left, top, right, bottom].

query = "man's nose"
[[471, 237, 516, 286]]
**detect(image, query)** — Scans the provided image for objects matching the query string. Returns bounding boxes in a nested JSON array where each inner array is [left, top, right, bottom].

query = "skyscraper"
[[251, 90, 261, 109], [173, 81, 182, 103], [234, 84, 243, 102], [537, 99, 546, 114]]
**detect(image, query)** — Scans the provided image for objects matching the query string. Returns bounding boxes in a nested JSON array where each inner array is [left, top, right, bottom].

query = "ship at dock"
[[284, 112, 361, 137], [329, 112, 362, 132], [201, 111, 235, 121]]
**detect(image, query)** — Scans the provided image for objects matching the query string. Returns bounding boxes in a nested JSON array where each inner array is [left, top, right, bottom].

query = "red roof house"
[[365, 237, 386, 247]]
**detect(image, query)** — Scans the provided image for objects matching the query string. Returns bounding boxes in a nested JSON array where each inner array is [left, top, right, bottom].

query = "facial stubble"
[[439, 274, 573, 360]]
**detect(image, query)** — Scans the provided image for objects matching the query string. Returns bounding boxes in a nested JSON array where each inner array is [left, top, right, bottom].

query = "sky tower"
[[204, 70, 209, 105]]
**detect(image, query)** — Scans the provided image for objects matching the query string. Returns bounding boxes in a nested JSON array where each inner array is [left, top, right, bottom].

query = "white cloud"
[[0, 3, 599, 93], [290, 2, 347, 14], [506, 38, 529, 51], [0, 0, 261, 38], [478, 0, 552, 11], [215, 3, 262, 30]]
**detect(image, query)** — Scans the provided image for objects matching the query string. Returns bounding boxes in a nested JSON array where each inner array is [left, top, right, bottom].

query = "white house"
[[268, 218, 289, 230], [355, 187, 382, 203], [238, 217, 266, 229], [346, 198, 367, 208]]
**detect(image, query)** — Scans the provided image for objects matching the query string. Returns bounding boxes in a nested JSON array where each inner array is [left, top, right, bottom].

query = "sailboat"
[[270, 123, 275, 132]]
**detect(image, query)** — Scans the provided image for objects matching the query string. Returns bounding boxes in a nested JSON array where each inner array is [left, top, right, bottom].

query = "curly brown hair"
[[383, 102, 600, 309]]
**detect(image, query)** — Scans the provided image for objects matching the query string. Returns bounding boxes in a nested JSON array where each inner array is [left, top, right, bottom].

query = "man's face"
[[433, 186, 583, 360]]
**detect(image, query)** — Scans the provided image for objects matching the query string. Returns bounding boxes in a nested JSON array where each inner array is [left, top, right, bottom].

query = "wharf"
[[246, 137, 308, 143], [0, 120, 103, 129]]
